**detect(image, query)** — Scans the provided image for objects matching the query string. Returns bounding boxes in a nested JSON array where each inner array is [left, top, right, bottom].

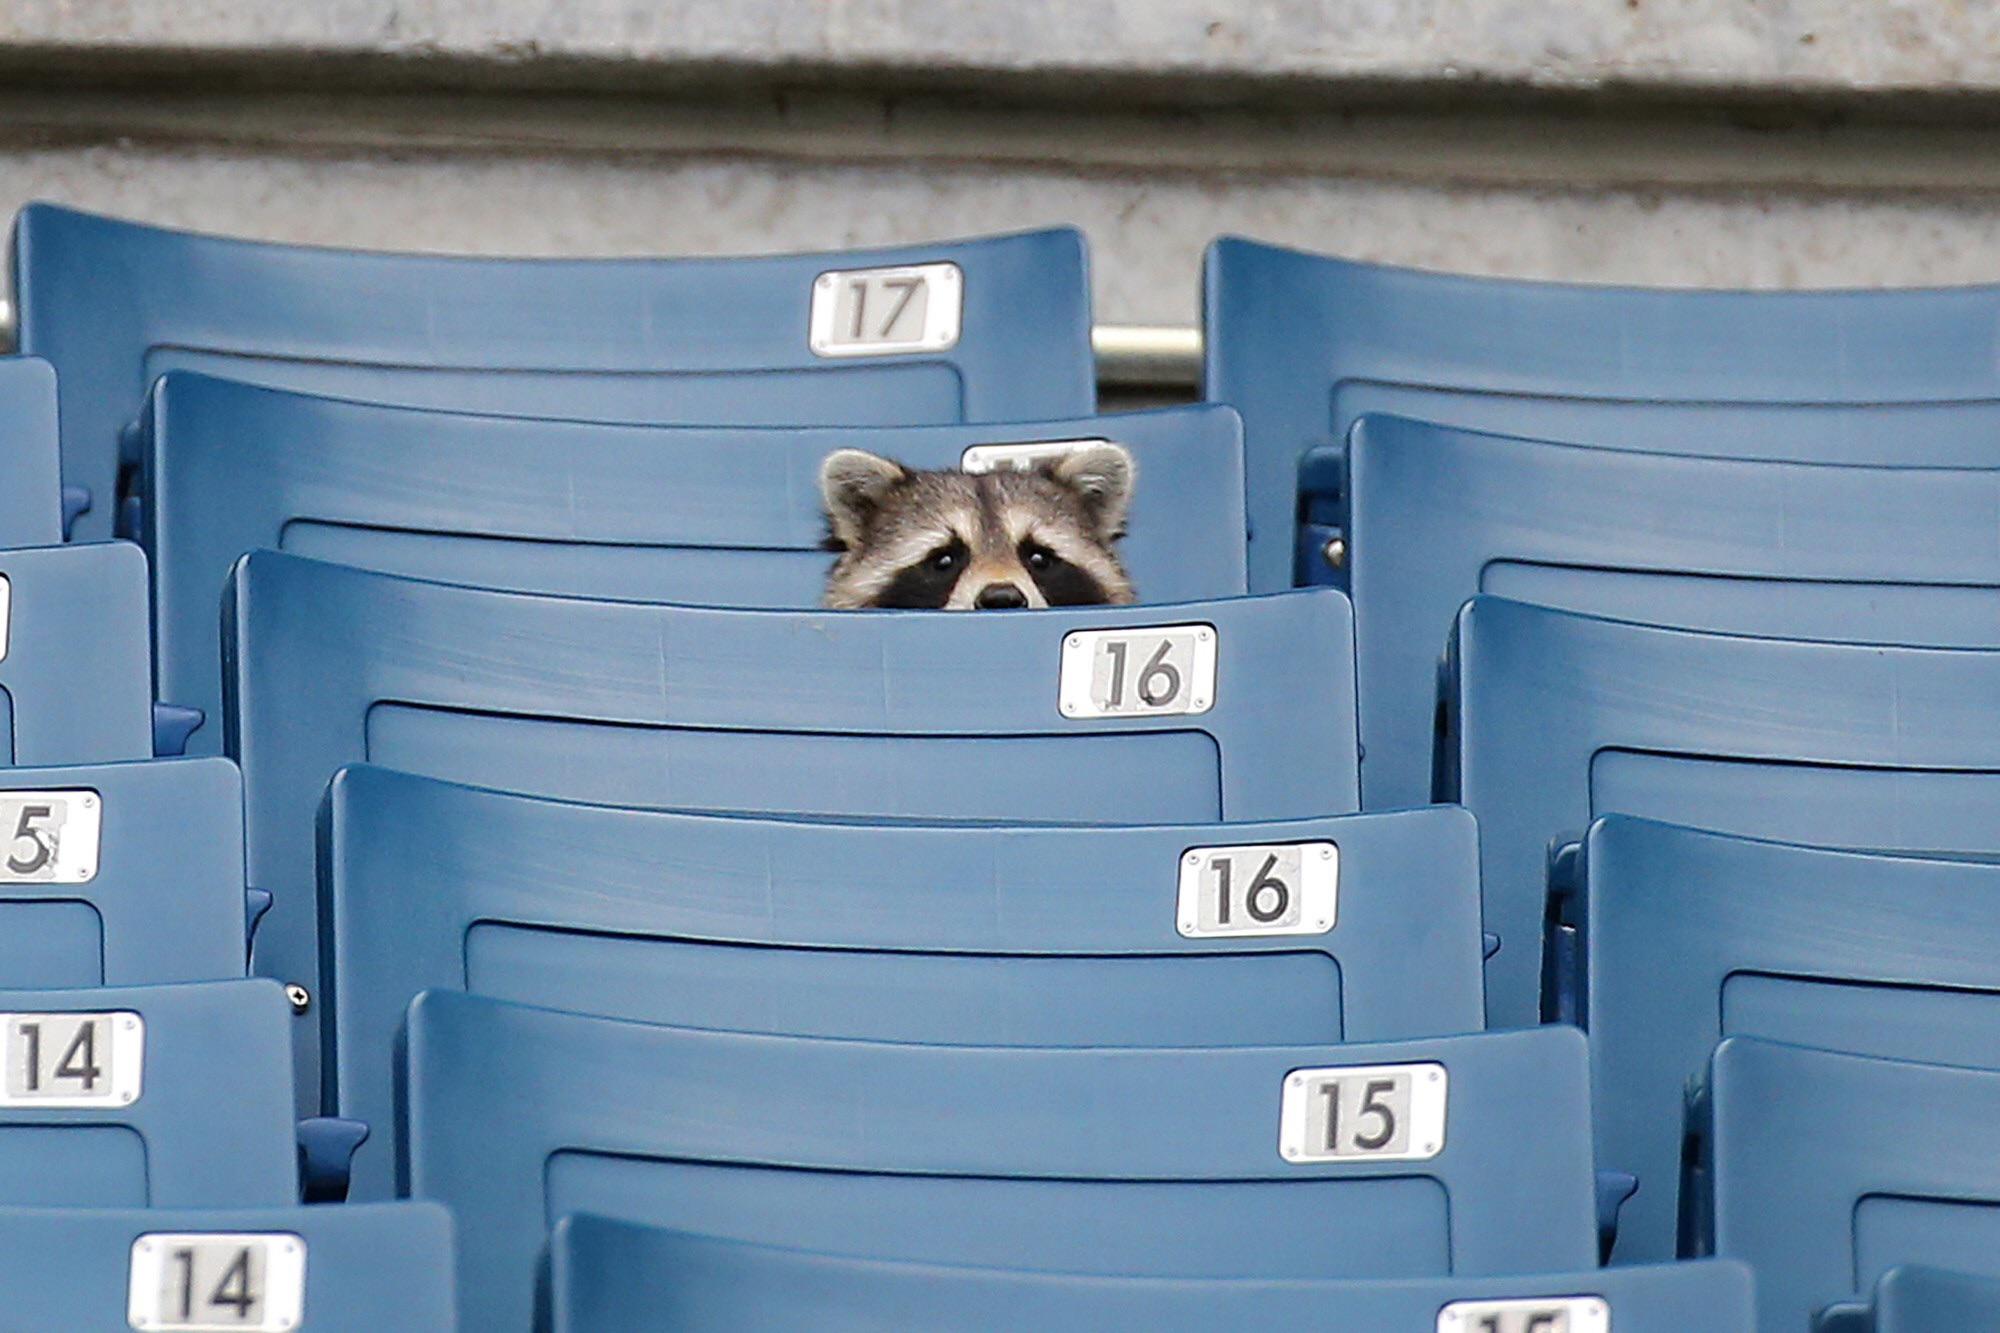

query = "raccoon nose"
[[975, 583, 1029, 610]]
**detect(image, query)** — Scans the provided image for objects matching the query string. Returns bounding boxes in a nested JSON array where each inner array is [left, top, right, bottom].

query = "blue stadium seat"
[[0, 1201, 454, 1331], [1441, 596, 2000, 1027], [403, 992, 1596, 1331], [0, 543, 155, 764], [231, 551, 1361, 1107], [1817, 1266, 2000, 1333], [0, 757, 246, 987], [322, 764, 1482, 1200], [1203, 236, 2000, 592], [0, 357, 66, 543], [1560, 817, 2000, 1263], [1345, 414, 2000, 806], [552, 1217, 1756, 1332], [1698, 1038, 2000, 1332], [14, 203, 1096, 542], [142, 373, 1247, 753], [0, 979, 295, 1207]]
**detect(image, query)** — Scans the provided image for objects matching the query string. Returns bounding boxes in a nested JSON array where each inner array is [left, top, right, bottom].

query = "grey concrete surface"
[[0, 2, 1997, 103], [8, 142, 2000, 330], [5, 2, 2000, 384]]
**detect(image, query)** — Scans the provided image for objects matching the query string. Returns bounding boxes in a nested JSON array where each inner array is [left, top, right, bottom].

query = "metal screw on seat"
[[285, 984, 311, 1015], [1323, 536, 1348, 569]]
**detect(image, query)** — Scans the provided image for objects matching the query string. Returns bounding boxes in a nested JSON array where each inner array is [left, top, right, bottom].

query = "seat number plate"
[[0, 790, 101, 883], [1437, 1296, 1610, 1333], [1, 1011, 142, 1107], [129, 1233, 306, 1331], [960, 439, 1104, 474], [1059, 625, 1216, 719], [1280, 1062, 1447, 1163], [810, 262, 962, 357], [1177, 842, 1337, 938]]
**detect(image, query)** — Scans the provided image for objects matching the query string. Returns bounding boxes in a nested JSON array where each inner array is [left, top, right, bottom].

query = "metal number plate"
[[0, 789, 101, 883], [0, 1011, 142, 1108], [809, 262, 962, 357], [129, 1233, 306, 1332], [960, 439, 1104, 474], [1437, 1296, 1610, 1333], [1178, 842, 1338, 938], [1280, 1062, 1447, 1164], [1059, 625, 1217, 719]]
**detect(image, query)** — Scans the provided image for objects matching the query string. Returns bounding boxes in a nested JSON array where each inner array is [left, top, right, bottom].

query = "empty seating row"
[[1206, 236, 2000, 592], [232, 552, 1363, 1106], [1695, 1039, 2000, 1331], [15, 203, 1100, 543], [1555, 819, 2000, 1263], [404, 997, 1596, 1329], [1442, 595, 2000, 1026], [1344, 413, 2000, 807], [0, 757, 247, 987], [0, 1202, 452, 1332], [321, 765, 1481, 1198], [552, 1219, 1756, 1331], [0, 980, 294, 1207]]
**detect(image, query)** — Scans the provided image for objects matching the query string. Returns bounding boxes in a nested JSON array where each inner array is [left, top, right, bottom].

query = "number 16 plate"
[[1058, 624, 1217, 719]]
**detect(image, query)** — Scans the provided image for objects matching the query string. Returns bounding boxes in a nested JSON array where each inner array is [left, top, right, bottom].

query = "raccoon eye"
[[925, 547, 960, 574], [1022, 543, 1056, 573]]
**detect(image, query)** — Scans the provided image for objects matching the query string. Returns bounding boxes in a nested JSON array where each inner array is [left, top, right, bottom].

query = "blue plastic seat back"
[[14, 203, 1096, 541], [1441, 596, 2000, 1028], [142, 373, 1247, 754], [402, 992, 1596, 1331], [1703, 1037, 2000, 1332], [0, 979, 295, 1208], [0, 757, 245, 988], [0, 358, 64, 544], [1346, 414, 2000, 807], [1572, 817, 2000, 1263], [0, 1202, 454, 1331], [552, 1218, 1755, 1333], [230, 551, 1360, 1109], [1817, 1266, 2000, 1333], [0, 543, 155, 765], [322, 765, 1482, 1200], [1203, 237, 2000, 591]]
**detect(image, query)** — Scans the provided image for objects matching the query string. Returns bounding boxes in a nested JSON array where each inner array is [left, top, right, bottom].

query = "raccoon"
[[819, 444, 1137, 610]]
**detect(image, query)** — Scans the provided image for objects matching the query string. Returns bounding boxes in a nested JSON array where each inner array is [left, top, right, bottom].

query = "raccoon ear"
[[820, 449, 911, 547], [1050, 443, 1137, 541]]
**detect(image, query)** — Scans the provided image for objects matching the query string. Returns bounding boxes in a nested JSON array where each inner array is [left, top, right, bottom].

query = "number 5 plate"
[[1438, 1296, 1610, 1333], [0, 790, 102, 883]]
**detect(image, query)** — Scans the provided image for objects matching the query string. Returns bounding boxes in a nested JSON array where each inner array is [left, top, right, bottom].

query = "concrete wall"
[[5, 3, 2000, 364]]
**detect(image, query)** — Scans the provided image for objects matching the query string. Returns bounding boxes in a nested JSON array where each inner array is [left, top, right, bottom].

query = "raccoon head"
[[819, 444, 1137, 610]]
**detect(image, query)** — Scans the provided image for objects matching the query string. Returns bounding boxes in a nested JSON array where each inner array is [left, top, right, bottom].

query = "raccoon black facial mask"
[[819, 444, 1138, 610]]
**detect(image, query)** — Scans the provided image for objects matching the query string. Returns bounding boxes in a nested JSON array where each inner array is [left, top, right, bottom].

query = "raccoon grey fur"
[[819, 444, 1137, 610]]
